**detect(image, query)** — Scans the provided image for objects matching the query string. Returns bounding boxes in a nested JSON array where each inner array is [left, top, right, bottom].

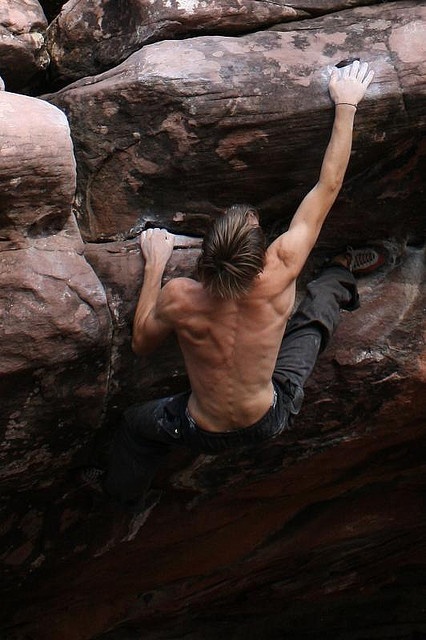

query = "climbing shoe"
[[330, 246, 386, 276], [79, 466, 106, 494]]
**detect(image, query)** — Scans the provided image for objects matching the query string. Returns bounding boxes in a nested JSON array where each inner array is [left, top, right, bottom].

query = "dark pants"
[[104, 265, 358, 505]]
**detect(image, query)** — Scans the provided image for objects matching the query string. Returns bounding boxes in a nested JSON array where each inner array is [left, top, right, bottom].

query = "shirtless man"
[[102, 61, 380, 508]]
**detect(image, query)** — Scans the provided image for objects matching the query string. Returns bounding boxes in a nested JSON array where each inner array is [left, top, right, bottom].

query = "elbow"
[[324, 177, 344, 194], [317, 177, 343, 202]]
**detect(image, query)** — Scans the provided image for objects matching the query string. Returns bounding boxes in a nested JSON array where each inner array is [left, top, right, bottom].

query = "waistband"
[[185, 388, 278, 435], [178, 386, 289, 455]]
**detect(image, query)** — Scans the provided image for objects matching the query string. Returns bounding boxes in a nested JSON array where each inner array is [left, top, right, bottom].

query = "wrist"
[[143, 261, 165, 280], [335, 102, 357, 110]]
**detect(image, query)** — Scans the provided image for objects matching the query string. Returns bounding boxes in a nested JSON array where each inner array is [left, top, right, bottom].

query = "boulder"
[[46, 0, 389, 84], [47, 0, 309, 83], [0, 228, 111, 491], [0, 89, 109, 527], [45, 1, 425, 247], [0, 91, 76, 241], [0, 0, 49, 93], [2, 245, 425, 640], [1, 2, 426, 639]]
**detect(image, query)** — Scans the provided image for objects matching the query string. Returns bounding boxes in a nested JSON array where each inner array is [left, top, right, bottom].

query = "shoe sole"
[[352, 252, 386, 275]]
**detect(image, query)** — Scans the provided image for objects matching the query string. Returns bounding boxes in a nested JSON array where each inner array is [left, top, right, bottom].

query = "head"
[[197, 204, 266, 300]]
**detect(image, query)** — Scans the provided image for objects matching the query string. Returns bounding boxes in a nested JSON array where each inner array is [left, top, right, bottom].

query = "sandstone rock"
[[1, 2, 425, 638], [46, 1, 425, 247], [46, 0, 388, 84], [0, 90, 76, 242], [0, 0, 49, 93], [0, 89, 109, 522], [2, 245, 425, 640], [47, 0, 309, 83], [285, 0, 378, 10], [0, 227, 111, 492]]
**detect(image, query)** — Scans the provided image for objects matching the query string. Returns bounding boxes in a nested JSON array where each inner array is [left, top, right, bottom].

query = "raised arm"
[[131, 228, 175, 356], [274, 60, 374, 275]]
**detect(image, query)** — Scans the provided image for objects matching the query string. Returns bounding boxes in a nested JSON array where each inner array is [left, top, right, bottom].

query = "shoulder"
[[158, 277, 202, 314], [265, 233, 297, 270], [161, 276, 200, 299]]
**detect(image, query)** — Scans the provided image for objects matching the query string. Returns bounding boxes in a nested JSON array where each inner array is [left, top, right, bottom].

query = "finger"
[[160, 228, 172, 242], [357, 61, 369, 83], [329, 69, 338, 87], [362, 69, 374, 88], [349, 59, 360, 78], [343, 64, 351, 79], [330, 67, 340, 83]]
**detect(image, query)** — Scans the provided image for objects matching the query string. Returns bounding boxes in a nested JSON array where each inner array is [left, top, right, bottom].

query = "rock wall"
[[0, 0, 49, 92], [44, 2, 425, 245], [0, 1, 425, 639]]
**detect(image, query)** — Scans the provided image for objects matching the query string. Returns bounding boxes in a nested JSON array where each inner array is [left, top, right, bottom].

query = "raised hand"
[[329, 60, 374, 107], [139, 227, 174, 268]]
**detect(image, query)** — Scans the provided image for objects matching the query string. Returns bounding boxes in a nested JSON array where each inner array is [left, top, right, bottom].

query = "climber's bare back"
[[132, 62, 376, 432], [158, 242, 296, 432]]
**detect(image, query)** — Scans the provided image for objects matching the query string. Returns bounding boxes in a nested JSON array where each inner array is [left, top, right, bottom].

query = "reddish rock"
[[1, 2, 425, 639], [0, 90, 76, 242], [0, 89, 110, 514], [0, 228, 112, 490], [46, 0, 390, 84], [45, 2, 425, 247], [286, 0, 378, 10], [1, 246, 425, 640], [0, 0, 49, 92], [47, 0, 308, 83]]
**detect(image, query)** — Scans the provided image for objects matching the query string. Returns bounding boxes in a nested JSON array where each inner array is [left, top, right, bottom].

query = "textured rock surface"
[[0, 90, 110, 558], [0, 0, 49, 92], [2, 247, 425, 640], [0, 90, 76, 241], [0, 1, 425, 639], [0, 229, 111, 487], [46, 0, 308, 83], [46, 2, 425, 245], [46, 0, 390, 84]]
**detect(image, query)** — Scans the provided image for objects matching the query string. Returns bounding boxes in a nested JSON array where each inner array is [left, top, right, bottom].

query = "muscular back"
[[136, 62, 375, 430], [162, 244, 296, 431]]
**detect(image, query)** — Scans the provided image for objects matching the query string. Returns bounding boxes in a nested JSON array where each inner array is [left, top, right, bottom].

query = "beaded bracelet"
[[335, 102, 357, 109]]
